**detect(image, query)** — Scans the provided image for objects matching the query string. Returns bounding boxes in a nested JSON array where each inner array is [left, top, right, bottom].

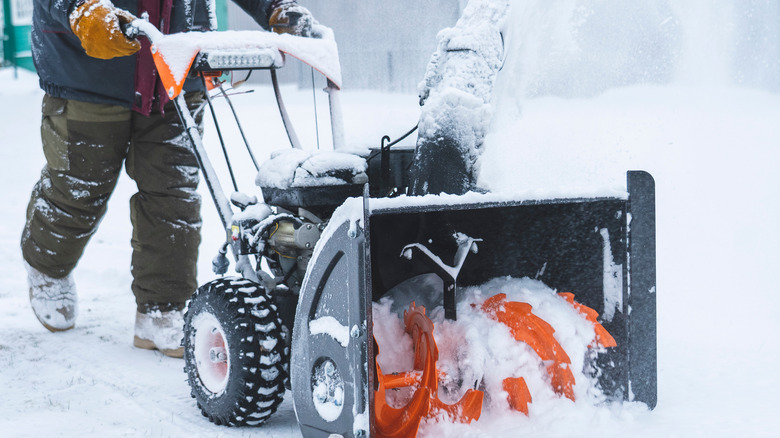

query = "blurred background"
[[226, 0, 780, 95]]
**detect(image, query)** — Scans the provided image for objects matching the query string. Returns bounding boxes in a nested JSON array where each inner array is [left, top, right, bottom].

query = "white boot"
[[25, 260, 78, 332], [133, 309, 185, 358]]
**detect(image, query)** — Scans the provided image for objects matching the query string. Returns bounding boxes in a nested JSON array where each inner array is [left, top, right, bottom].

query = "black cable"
[[219, 83, 260, 171], [311, 67, 320, 150], [366, 124, 418, 163], [201, 73, 239, 192]]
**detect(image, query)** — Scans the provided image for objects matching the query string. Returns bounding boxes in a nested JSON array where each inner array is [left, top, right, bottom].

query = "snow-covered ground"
[[3, 65, 778, 436], [2, 2, 780, 435]]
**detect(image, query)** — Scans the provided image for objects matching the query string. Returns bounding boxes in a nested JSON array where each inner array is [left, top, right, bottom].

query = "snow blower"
[[126, 8, 656, 437]]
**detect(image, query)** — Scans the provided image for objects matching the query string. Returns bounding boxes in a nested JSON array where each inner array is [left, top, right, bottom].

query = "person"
[[23, 0, 318, 357]]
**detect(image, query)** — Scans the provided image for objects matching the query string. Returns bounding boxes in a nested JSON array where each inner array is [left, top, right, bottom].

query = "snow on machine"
[[127, 5, 656, 437]]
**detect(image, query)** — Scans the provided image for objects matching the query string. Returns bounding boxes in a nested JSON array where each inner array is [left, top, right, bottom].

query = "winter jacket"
[[32, 0, 277, 115]]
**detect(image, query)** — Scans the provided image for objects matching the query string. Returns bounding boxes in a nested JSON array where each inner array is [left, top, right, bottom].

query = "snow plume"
[[490, 0, 584, 117], [670, 0, 734, 87], [494, 0, 778, 101]]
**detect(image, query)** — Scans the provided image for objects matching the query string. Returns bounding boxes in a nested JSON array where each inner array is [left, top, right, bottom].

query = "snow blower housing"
[[132, 20, 656, 438], [291, 171, 656, 436]]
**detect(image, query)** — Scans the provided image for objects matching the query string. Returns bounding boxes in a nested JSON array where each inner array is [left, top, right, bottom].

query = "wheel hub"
[[311, 358, 345, 422], [209, 347, 227, 363], [193, 313, 230, 394]]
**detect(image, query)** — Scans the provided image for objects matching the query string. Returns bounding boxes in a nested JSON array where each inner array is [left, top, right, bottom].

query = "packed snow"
[[309, 315, 351, 348], [2, 0, 780, 436]]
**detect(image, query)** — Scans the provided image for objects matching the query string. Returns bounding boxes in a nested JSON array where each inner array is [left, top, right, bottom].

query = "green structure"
[[216, 0, 228, 30], [2, 0, 34, 71]]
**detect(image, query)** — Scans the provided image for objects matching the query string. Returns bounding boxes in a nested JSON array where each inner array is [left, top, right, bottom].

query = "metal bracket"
[[400, 234, 482, 320]]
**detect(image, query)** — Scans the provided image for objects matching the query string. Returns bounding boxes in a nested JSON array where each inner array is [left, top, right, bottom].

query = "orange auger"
[[374, 303, 484, 438], [481, 293, 576, 403], [557, 292, 617, 348], [374, 293, 615, 434], [502, 376, 533, 414], [480, 292, 616, 414]]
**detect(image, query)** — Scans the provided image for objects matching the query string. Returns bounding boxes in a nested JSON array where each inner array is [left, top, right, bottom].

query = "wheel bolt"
[[209, 347, 227, 363]]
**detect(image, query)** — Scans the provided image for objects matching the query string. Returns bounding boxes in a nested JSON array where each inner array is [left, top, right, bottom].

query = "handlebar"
[[120, 16, 163, 44], [120, 19, 139, 40]]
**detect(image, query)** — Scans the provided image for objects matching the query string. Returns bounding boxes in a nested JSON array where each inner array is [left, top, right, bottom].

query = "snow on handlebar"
[[121, 17, 164, 44]]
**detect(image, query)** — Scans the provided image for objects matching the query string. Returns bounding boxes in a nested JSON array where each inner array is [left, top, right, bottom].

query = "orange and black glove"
[[268, 0, 319, 37], [69, 0, 141, 60]]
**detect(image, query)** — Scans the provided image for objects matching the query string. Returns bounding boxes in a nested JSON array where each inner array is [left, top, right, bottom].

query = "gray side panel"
[[627, 170, 657, 407], [292, 221, 370, 437]]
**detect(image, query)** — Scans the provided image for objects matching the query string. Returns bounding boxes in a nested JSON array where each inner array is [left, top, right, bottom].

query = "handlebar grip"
[[120, 20, 140, 40]]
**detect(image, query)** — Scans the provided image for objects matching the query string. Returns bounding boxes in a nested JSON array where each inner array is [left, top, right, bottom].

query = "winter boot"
[[25, 260, 78, 332], [133, 308, 185, 358]]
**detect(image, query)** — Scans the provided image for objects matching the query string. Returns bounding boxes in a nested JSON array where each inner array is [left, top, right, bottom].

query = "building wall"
[[227, 0, 461, 92]]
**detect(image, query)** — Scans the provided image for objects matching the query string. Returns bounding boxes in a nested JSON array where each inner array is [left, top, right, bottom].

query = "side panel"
[[292, 221, 370, 438], [627, 170, 657, 407]]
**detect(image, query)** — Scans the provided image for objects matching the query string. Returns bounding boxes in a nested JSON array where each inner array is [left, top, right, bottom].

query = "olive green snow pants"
[[22, 93, 206, 311]]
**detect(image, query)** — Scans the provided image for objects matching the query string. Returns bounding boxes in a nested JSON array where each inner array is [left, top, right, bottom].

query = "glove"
[[69, 0, 141, 60], [269, 1, 317, 37]]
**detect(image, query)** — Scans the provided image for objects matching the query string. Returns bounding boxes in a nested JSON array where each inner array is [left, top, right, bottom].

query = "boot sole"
[[37, 318, 75, 333], [133, 335, 184, 358], [29, 289, 75, 333]]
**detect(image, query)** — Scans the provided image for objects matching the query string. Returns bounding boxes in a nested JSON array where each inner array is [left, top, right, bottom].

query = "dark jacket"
[[32, 0, 276, 115]]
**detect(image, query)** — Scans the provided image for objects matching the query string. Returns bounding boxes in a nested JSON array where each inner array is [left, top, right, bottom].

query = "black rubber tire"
[[183, 277, 289, 426]]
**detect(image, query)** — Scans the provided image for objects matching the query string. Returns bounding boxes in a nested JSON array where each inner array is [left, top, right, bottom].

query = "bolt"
[[355, 430, 366, 437], [350, 325, 360, 338], [209, 347, 227, 363], [348, 229, 357, 239]]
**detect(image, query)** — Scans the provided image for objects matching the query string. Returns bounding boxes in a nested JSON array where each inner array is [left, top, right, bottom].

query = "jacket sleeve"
[[231, 0, 279, 30], [41, 0, 79, 30]]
